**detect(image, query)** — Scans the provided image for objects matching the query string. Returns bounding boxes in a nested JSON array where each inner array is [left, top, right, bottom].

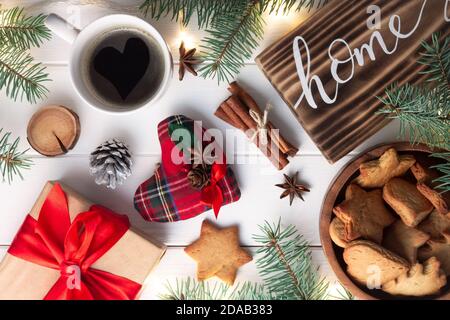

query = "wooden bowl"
[[319, 142, 450, 300]]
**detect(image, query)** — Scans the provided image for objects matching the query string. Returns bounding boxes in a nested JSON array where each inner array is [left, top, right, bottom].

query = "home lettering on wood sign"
[[256, 0, 450, 163]]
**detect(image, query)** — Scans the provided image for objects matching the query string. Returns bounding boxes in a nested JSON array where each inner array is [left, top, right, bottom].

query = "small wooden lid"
[[27, 105, 80, 156]]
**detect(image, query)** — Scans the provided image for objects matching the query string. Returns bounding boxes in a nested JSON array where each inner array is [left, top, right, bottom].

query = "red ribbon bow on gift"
[[8, 184, 142, 300], [200, 162, 227, 217]]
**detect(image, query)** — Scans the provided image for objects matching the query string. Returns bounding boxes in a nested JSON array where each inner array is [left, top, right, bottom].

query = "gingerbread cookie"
[[416, 183, 448, 215], [411, 162, 438, 185], [418, 233, 450, 276], [383, 178, 433, 227], [418, 210, 450, 240], [333, 184, 395, 243], [343, 240, 409, 286], [383, 220, 430, 263], [383, 257, 447, 297], [329, 217, 349, 248], [185, 220, 252, 285], [355, 148, 415, 188], [392, 155, 416, 177]]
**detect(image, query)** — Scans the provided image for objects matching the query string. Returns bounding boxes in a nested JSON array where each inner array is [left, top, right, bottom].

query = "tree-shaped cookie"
[[333, 184, 396, 243], [185, 220, 252, 285], [383, 257, 447, 296]]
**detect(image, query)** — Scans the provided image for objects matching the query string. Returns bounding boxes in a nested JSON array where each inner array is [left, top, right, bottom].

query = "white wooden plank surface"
[[2, 0, 316, 63], [0, 155, 340, 246], [1, 65, 402, 157], [0, 0, 401, 300], [0, 246, 341, 300]]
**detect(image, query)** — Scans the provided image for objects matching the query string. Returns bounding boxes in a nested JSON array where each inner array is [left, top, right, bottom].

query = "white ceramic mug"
[[45, 14, 173, 114]]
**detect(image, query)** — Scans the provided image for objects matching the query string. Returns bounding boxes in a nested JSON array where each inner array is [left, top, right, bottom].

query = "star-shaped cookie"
[[356, 148, 415, 188], [185, 220, 252, 285], [333, 184, 396, 243], [383, 220, 430, 263]]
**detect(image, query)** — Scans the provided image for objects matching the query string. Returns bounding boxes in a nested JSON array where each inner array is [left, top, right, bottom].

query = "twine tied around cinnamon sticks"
[[249, 103, 271, 146], [214, 82, 298, 170]]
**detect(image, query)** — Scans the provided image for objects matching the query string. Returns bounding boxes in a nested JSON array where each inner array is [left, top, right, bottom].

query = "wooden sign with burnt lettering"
[[256, 0, 449, 163]]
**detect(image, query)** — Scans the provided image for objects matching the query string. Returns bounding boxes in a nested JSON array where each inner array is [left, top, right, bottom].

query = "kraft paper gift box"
[[0, 181, 166, 300]]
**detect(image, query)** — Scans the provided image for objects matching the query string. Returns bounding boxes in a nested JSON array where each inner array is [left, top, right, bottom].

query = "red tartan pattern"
[[134, 115, 241, 222]]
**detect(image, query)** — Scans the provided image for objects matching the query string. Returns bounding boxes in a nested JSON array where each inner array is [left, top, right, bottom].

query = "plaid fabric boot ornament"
[[134, 115, 241, 222]]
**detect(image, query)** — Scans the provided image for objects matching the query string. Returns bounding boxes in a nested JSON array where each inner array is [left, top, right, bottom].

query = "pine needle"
[[377, 34, 450, 151], [0, 129, 33, 184], [330, 283, 356, 300], [160, 219, 328, 300], [199, 1, 264, 83], [262, 0, 327, 14], [378, 33, 450, 194], [431, 152, 450, 193], [0, 44, 50, 103], [378, 83, 449, 150], [253, 220, 329, 300], [419, 33, 450, 89], [140, 0, 245, 28], [0, 7, 51, 50], [139, 0, 328, 82], [160, 278, 269, 300], [0, 6, 51, 103]]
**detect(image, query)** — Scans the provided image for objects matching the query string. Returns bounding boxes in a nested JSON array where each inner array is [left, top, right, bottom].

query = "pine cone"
[[187, 165, 210, 189], [89, 139, 132, 189]]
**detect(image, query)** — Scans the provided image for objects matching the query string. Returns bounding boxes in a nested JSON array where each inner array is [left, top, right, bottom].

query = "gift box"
[[134, 115, 241, 222], [0, 181, 166, 300]]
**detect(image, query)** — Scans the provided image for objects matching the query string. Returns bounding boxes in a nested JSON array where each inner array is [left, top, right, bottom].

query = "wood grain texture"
[[27, 105, 80, 156], [256, 0, 450, 163], [319, 142, 450, 300], [0, 246, 338, 300], [0, 0, 424, 300]]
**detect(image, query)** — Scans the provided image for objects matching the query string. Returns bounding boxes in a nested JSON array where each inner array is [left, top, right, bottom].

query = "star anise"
[[275, 172, 310, 205], [179, 41, 200, 81]]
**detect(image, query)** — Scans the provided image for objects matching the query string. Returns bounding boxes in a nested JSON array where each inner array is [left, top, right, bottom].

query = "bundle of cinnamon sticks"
[[215, 82, 298, 170]]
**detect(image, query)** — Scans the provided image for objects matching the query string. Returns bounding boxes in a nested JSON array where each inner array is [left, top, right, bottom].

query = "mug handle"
[[45, 14, 80, 44]]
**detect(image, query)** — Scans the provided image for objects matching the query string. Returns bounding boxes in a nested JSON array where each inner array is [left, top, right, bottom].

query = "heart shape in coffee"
[[94, 37, 149, 100]]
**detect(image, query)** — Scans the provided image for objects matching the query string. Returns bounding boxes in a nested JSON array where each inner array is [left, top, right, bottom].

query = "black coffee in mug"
[[84, 28, 165, 108]]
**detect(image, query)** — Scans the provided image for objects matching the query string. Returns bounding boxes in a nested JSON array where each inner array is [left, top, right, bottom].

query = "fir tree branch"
[[139, 0, 245, 28], [378, 34, 450, 151], [262, 0, 327, 14], [377, 84, 449, 150], [160, 220, 328, 300], [253, 220, 329, 300], [160, 278, 269, 300], [0, 129, 33, 184], [139, 0, 328, 82], [419, 33, 450, 89], [0, 44, 50, 103], [140, 0, 327, 24], [330, 283, 356, 300], [199, 0, 264, 83], [0, 7, 51, 50], [378, 34, 450, 194], [431, 152, 450, 193]]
